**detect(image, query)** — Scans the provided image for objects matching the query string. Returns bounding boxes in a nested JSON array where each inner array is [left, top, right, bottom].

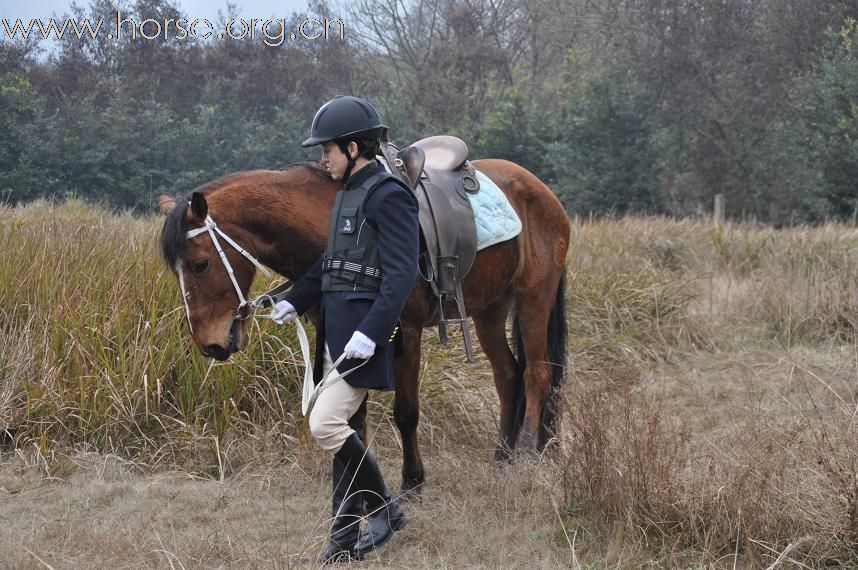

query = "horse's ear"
[[158, 194, 176, 216], [189, 192, 208, 221]]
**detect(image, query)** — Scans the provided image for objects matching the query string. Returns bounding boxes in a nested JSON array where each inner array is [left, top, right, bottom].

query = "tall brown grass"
[[558, 216, 858, 566], [0, 199, 310, 472]]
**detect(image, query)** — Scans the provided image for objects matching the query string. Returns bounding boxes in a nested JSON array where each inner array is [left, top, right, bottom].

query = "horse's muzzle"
[[203, 344, 231, 361]]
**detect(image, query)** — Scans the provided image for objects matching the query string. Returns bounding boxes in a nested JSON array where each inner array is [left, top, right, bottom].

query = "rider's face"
[[320, 141, 356, 181]]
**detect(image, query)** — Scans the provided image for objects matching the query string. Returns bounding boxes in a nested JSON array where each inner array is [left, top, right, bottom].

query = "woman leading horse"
[[158, 96, 570, 560]]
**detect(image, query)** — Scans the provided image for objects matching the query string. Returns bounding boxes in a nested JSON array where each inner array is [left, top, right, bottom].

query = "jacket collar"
[[344, 159, 383, 190]]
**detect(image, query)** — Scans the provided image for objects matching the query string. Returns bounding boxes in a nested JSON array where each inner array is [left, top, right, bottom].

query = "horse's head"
[[159, 191, 257, 361]]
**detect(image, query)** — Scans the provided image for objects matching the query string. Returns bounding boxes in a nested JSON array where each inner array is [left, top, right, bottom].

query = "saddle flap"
[[411, 135, 469, 171], [415, 168, 478, 296]]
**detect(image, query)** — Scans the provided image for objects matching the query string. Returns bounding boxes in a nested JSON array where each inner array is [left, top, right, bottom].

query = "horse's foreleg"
[[393, 325, 425, 495], [472, 299, 520, 462]]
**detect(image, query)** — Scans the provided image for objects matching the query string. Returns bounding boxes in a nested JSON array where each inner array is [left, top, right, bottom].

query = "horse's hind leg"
[[472, 296, 520, 462], [393, 325, 425, 495], [514, 274, 563, 452]]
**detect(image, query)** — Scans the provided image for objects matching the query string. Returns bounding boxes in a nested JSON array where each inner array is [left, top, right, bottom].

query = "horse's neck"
[[212, 173, 335, 281]]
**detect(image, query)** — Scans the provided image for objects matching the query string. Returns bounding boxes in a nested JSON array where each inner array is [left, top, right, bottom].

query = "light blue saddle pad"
[[379, 158, 522, 250], [471, 169, 522, 250]]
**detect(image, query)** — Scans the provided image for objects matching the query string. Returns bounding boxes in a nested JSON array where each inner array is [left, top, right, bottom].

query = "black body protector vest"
[[321, 172, 405, 292]]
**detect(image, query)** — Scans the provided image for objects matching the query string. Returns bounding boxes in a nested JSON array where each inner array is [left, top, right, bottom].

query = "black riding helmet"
[[304, 95, 387, 183], [302, 95, 386, 147]]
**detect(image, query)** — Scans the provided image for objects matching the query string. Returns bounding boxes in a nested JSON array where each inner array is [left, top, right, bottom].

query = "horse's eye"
[[192, 260, 209, 274]]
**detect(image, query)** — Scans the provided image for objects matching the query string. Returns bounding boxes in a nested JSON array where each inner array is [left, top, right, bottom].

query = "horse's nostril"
[[204, 344, 229, 361]]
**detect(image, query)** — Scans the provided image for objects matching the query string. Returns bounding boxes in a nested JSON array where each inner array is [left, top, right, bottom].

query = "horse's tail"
[[512, 270, 568, 450]]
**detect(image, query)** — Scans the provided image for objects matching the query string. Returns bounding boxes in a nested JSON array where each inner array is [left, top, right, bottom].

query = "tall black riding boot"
[[316, 402, 368, 563], [334, 433, 406, 559], [319, 454, 364, 563]]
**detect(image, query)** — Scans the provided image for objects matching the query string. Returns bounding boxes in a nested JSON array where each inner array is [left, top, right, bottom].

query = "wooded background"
[[4, 0, 858, 224]]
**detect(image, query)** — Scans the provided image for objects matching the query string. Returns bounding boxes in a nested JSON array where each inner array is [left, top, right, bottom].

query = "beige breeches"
[[308, 343, 369, 452]]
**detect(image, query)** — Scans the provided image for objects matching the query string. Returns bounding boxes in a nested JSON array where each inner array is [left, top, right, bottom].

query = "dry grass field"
[[2, 200, 858, 568]]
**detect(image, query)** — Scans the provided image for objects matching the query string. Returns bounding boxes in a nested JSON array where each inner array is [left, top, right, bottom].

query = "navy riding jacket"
[[283, 161, 420, 390]]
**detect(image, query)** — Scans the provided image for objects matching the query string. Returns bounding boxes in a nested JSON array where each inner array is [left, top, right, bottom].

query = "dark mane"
[[160, 193, 191, 270]]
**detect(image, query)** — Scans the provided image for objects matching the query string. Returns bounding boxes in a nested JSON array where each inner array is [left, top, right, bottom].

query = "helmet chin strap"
[[337, 140, 358, 184]]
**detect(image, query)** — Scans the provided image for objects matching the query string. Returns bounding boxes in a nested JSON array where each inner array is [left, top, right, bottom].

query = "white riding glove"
[[343, 331, 376, 360], [270, 300, 297, 324]]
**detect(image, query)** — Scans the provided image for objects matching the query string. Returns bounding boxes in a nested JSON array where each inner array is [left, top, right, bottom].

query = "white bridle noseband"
[[176, 213, 272, 333]]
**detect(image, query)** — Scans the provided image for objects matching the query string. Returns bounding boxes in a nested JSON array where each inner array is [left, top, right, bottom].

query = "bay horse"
[[158, 159, 570, 493]]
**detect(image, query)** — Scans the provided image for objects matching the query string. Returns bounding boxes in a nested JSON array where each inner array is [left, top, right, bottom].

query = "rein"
[[177, 211, 367, 416], [292, 318, 369, 416]]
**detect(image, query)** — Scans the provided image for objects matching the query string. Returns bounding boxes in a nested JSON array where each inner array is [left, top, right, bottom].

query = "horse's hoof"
[[400, 489, 422, 502], [513, 448, 541, 464], [517, 431, 538, 453], [493, 446, 514, 464], [491, 458, 510, 479], [400, 487, 422, 502], [400, 477, 424, 501]]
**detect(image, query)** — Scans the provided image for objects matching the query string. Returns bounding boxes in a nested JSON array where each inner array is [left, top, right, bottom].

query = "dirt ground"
[[0, 432, 571, 569]]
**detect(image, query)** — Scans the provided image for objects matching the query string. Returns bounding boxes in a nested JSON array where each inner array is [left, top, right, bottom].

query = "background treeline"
[[3, 0, 858, 224]]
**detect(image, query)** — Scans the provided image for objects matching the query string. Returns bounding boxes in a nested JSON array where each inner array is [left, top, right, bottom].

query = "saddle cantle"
[[379, 135, 481, 362]]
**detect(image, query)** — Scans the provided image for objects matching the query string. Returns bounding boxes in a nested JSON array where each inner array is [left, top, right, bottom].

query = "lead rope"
[[254, 313, 369, 416]]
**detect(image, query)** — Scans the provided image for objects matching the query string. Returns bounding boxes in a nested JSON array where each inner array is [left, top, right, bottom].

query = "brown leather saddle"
[[379, 135, 482, 362]]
